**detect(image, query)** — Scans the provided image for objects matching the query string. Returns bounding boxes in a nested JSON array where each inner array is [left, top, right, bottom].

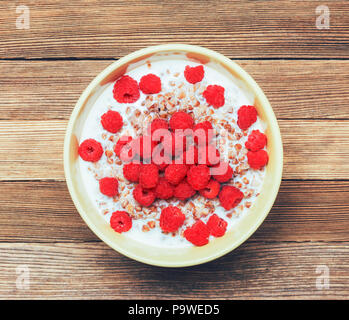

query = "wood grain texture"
[[0, 241, 348, 299], [0, 180, 348, 243], [0, 0, 348, 59], [281, 120, 349, 179], [1, 60, 349, 120], [1, 0, 348, 300], [0, 120, 66, 180], [1, 120, 349, 180]]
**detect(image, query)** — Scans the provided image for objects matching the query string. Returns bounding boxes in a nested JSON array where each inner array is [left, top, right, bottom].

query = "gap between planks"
[[0, 241, 348, 299], [0, 0, 348, 59], [1, 58, 349, 61], [0, 180, 348, 243], [1, 120, 349, 180], [0, 60, 348, 120]]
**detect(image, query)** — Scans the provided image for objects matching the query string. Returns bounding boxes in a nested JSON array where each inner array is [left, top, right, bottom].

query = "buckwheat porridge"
[[78, 53, 268, 248]]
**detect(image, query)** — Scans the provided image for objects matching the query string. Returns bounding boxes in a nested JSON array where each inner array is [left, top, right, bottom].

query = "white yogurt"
[[79, 54, 266, 248]]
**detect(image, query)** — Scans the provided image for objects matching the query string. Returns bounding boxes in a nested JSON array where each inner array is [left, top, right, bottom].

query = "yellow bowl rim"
[[64, 44, 283, 267]]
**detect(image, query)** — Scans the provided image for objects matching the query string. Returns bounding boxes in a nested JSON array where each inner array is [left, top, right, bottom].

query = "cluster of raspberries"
[[237, 105, 269, 169], [78, 67, 269, 246], [116, 110, 251, 245], [112, 66, 225, 108], [160, 207, 228, 246], [119, 112, 242, 212]]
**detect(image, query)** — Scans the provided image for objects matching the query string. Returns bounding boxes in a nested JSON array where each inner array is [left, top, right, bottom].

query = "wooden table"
[[0, 0, 348, 299]]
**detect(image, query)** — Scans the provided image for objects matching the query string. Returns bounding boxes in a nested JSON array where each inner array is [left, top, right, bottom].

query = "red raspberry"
[[99, 177, 119, 197], [184, 65, 204, 84], [212, 161, 233, 183], [153, 128, 171, 144], [193, 121, 213, 145], [197, 144, 220, 166], [219, 185, 243, 210], [165, 163, 188, 186], [203, 85, 225, 108], [139, 163, 159, 189], [114, 136, 133, 159], [152, 145, 171, 171], [131, 135, 157, 160], [169, 111, 194, 131], [160, 206, 185, 233], [113, 75, 140, 103], [245, 130, 267, 151], [139, 74, 162, 94], [163, 131, 187, 158], [178, 145, 198, 165], [183, 220, 210, 246], [155, 177, 174, 200], [152, 129, 172, 146], [133, 184, 156, 207], [141, 135, 158, 159], [78, 139, 103, 162], [100, 110, 123, 133], [237, 105, 257, 130], [147, 118, 169, 136], [199, 179, 220, 199], [206, 214, 227, 237], [247, 150, 269, 169], [123, 162, 142, 182], [171, 131, 188, 157], [174, 180, 196, 201], [110, 211, 132, 233], [187, 164, 210, 190]]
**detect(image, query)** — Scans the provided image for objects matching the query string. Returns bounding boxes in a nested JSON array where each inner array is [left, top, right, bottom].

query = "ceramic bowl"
[[64, 44, 283, 267]]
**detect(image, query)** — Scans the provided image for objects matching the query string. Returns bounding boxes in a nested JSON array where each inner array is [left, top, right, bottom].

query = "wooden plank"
[[1, 60, 349, 120], [0, 181, 96, 242], [255, 180, 349, 241], [0, 241, 347, 299], [0, 120, 66, 180], [1, 120, 349, 180], [0, 180, 348, 243], [0, 1, 348, 59], [281, 120, 349, 179]]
